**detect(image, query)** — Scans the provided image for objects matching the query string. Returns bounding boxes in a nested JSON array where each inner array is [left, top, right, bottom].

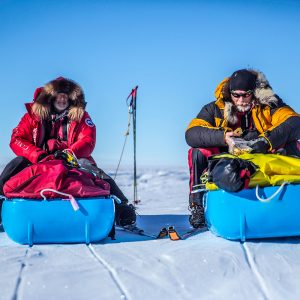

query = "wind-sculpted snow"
[[110, 166, 189, 214], [1, 165, 300, 299]]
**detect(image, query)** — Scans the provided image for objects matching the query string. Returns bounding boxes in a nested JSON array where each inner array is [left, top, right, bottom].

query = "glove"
[[242, 129, 259, 141], [54, 150, 67, 160], [249, 137, 269, 154], [47, 139, 68, 153]]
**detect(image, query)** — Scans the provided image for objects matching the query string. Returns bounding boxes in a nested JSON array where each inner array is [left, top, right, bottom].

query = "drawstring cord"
[[40, 189, 79, 211]]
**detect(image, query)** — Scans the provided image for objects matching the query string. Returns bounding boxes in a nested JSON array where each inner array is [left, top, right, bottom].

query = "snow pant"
[[280, 141, 300, 157], [188, 147, 221, 204], [0, 156, 128, 202]]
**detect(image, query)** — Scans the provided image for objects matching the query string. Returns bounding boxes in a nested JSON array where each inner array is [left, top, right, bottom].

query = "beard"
[[236, 104, 252, 113]]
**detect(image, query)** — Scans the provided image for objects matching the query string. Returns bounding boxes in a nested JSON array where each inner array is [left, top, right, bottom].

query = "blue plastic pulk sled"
[[1, 196, 115, 246], [205, 183, 300, 241]]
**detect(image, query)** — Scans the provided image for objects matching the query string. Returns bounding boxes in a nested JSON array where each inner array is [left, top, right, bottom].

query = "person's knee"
[[190, 148, 210, 166], [192, 148, 204, 162], [188, 148, 206, 164], [283, 141, 300, 157], [13, 156, 31, 166], [0, 156, 31, 186]]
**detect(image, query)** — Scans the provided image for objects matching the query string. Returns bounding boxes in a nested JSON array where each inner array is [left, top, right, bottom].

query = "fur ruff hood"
[[31, 77, 86, 121], [214, 70, 278, 125]]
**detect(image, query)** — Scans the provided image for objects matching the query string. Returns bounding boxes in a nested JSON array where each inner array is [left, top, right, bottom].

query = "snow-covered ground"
[[1, 165, 300, 300]]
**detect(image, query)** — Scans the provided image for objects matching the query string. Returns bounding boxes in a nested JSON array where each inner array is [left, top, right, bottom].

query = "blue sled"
[[205, 184, 300, 241], [2, 197, 115, 245]]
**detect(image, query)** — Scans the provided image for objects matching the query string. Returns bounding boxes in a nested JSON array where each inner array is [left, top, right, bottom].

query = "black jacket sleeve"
[[265, 116, 300, 149], [262, 99, 300, 149], [185, 102, 227, 148]]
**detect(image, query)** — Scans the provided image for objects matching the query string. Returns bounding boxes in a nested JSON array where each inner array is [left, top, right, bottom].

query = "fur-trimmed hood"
[[30, 77, 86, 121], [214, 69, 279, 125]]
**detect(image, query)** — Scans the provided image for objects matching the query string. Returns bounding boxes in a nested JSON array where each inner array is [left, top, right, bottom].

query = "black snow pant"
[[0, 157, 32, 223]]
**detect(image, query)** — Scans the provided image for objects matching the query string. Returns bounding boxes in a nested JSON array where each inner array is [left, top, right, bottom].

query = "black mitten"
[[242, 129, 259, 141], [249, 137, 269, 154]]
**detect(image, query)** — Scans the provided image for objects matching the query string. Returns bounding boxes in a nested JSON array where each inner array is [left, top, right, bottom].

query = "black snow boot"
[[115, 202, 136, 226], [188, 191, 206, 228]]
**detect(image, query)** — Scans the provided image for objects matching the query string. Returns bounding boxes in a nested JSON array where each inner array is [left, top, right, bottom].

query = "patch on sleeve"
[[85, 118, 95, 127]]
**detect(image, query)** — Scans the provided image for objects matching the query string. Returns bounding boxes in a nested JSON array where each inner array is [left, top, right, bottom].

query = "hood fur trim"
[[31, 102, 50, 120], [254, 71, 278, 106], [68, 106, 85, 122], [224, 102, 239, 125], [215, 69, 278, 125], [32, 77, 86, 121]]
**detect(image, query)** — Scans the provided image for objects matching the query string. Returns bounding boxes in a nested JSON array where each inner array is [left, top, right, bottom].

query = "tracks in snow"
[[241, 242, 271, 300], [11, 248, 30, 300], [87, 244, 131, 300]]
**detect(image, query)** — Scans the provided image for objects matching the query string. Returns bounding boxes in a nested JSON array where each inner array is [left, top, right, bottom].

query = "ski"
[[156, 227, 169, 239], [168, 226, 207, 241], [117, 225, 168, 239], [117, 224, 207, 241], [168, 226, 181, 241], [179, 227, 207, 240]]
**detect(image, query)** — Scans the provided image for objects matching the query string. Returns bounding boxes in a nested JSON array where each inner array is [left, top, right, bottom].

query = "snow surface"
[[1, 165, 300, 300]]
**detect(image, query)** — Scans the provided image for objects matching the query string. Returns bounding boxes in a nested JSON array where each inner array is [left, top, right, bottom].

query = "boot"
[[188, 191, 205, 228], [115, 202, 136, 226]]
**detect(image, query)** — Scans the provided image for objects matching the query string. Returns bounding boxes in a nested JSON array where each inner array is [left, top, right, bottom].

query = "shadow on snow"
[[99, 214, 205, 244]]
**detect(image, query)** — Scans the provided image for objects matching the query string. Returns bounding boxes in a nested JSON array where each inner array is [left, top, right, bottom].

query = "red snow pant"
[[188, 147, 220, 203]]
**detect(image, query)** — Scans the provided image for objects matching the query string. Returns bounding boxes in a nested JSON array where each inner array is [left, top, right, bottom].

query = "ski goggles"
[[231, 90, 253, 98]]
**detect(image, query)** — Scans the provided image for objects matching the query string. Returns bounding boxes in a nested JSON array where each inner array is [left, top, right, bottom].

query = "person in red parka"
[[0, 77, 136, 226]]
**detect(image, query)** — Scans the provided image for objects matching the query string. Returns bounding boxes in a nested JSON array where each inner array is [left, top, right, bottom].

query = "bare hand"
[[225, 131, 237, 146]]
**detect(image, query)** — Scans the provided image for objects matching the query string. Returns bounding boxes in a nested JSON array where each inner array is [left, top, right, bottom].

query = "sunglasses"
[[231, 91, 253, 98]]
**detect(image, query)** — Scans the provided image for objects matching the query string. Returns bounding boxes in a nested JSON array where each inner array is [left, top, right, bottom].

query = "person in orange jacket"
[[0, 77, 136, 226], [186, 69, 300, 228]]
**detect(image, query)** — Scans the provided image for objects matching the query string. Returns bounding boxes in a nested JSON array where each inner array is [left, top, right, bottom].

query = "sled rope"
[[40, 189, 79, 211], [110, 194, 122, 204], [191, 188, 206, 194], [255, 182, 289, 203]]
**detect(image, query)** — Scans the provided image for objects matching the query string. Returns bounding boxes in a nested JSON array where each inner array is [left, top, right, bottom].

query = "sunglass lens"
[[231, 91, 252, 98]]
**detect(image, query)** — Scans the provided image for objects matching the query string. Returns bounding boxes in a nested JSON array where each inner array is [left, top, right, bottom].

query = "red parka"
[[10, 78, 96, 163]]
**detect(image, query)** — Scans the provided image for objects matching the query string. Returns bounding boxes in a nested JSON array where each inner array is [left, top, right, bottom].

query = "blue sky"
[[1, 0, 300, 167]]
